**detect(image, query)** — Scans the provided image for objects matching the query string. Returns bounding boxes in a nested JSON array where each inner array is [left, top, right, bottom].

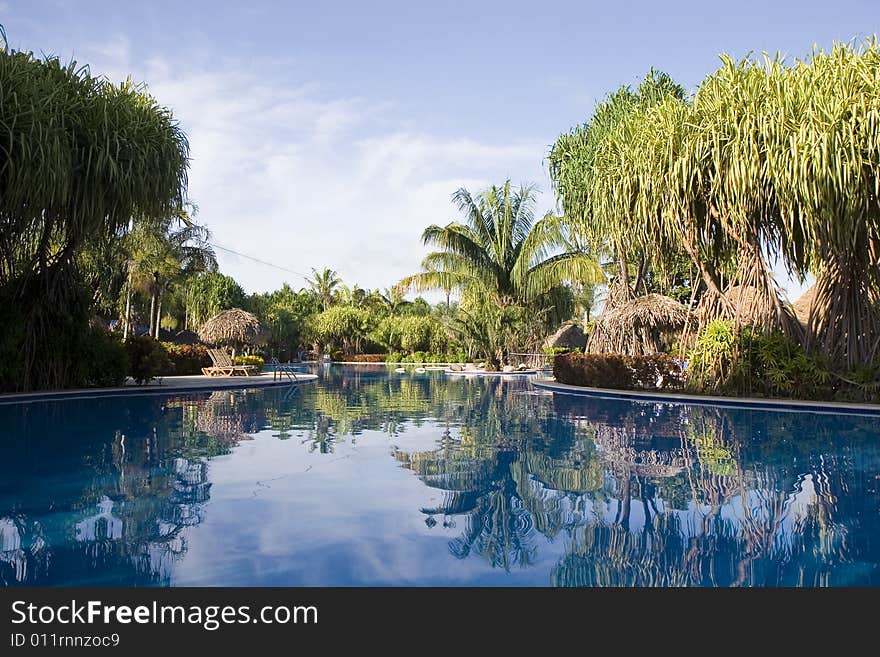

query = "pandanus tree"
[[660, 45, 880, 364], [549, 71, 690, 310], [0, 32, 189, 391], [398, 181, 605, 309], [551, 42, 880, 368], [764, 43, 880, 366]]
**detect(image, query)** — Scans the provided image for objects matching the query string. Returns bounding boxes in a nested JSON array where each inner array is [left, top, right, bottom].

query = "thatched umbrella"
[[544, 320, 588, 350], [198, 308, 265, 357], [587, 294, 689, 355]]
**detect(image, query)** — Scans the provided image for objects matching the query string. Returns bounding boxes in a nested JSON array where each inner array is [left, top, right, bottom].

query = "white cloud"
[[64, 42, 810, 302], [83, 50, 551, 294]]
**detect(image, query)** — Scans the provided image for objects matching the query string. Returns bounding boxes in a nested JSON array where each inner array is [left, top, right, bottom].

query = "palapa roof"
[[545, 321, 588, 350], [696, 284, 800, 334], [588, 293, 689, 356], [792, 284, 817, 325], [197, 308, 265, 346]]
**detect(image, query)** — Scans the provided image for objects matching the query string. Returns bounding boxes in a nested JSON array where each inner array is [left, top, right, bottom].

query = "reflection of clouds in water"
[[0, 517, 20, 551], [0, 517, 26, 584], [75, 496, 124, 542]]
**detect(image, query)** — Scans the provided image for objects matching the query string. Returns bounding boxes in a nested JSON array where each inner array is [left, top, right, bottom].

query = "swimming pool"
[[1, 365, 878, 586]]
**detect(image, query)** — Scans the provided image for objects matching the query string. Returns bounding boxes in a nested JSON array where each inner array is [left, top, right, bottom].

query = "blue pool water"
[[1, 365, 879, 587]]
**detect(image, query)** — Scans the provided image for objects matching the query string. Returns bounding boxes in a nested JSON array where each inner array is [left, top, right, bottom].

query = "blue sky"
[[4, 1, 878, 298]]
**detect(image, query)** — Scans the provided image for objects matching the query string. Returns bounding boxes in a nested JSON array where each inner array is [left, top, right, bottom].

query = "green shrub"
[[79, 327, 129, 387], [343, 354, 387, 363], [162, 343, 211, 375], [554, 352, 685, 390], [688, 321, 832, 399], [387, 349, 465, 364], [126, 335, 171, 385], [686, 320, 737, 392], [234, 355, 265, 372], [446, 348, 467, 363]]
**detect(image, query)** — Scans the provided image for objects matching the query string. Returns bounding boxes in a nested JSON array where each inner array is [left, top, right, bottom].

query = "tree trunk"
[[633, 252, 646, 296], [154, 291, 162, 340], [148, 291, 156, 338], [122, 278, 132, 341]]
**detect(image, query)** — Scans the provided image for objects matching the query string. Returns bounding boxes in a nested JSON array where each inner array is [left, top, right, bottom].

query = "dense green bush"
[[554, 352, 685, 390], [688, 321, 833, 399], [126, 335, 172, 384], [385, 350, 466, 364], [79, 327, 129, 387], [234, 355, 265, 372], [0, 307, 130, 391], [311, 306, 372, 355], [542, 346, 580, 355], [686, 320, 738, 392], [162, 343, 211, 375]]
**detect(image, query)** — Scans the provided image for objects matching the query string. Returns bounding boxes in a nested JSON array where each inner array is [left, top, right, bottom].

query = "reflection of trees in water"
[[446, 450, 539, 570], [394, 380, 590, 570], [0, 390, 270, 586], [265, 370, 464, 451], [2, 368, 878, 586], [393, 384, 880, 586]]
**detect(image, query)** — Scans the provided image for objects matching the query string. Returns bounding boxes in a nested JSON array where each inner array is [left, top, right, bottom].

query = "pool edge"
[[531, 377, 880, 417]]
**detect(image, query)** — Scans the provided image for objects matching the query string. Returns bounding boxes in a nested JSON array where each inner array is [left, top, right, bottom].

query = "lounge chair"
[[202, 348, 257, 377]]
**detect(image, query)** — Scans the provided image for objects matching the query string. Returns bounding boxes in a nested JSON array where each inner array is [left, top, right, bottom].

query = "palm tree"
[[379, 286, 412, 315], [398, 181, 605, 307], [122, 208, 216, 339], [306, 268, 342, 311]]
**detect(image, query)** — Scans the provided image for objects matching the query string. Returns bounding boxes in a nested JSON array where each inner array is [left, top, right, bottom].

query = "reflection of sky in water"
[[0, 365, 879, 587]]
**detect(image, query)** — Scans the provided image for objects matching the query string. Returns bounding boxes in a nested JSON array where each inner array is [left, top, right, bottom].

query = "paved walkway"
[[532, 377, 880, 417], [0, 372, 318, 405]]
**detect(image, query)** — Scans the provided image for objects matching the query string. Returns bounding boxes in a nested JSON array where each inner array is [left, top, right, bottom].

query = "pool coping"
[[0, 373, 318, 405], [531, 377, 880, 417], [444, 369, 540, 377]]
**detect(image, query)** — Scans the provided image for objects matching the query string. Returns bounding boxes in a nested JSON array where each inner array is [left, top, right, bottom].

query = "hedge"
[[337, 354, 387, 363], [234, 355, 265, 372], [162, 343, 212, 375], [553, 353, 685, 391]]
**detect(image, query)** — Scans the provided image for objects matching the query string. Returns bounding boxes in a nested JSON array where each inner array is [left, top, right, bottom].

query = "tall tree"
[[184, 272, 246, 331], [398, 181, 604, 308], [0, 35, 189, 391], [549, 70, 689, 310], [306, 268, 342, 311]]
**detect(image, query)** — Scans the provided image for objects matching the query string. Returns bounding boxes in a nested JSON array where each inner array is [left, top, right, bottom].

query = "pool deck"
[[532, 377, 880, 417], [0, 372, 318, 405]]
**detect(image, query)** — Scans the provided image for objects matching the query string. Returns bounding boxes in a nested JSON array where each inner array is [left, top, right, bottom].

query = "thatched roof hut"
[[792, 284, 817, 326], [198, 308, 265, 354], [696, 284, 801, 335], [544, 321, 588, 350], [587, 294, 689, 356]]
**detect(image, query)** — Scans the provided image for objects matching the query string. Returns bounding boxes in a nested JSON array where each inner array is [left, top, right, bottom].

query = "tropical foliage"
[[0, 33, 189, 391], [550, 42, 880, 373], [6, 25, 880, 401], [400, 181, 604, 306]]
